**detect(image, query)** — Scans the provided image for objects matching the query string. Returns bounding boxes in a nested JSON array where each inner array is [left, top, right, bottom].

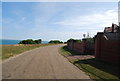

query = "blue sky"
[[2, 2, 118, 41]]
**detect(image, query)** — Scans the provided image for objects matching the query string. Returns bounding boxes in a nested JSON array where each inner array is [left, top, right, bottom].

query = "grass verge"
[[59, 46, 120, 81], [2, 43, 57, 60]]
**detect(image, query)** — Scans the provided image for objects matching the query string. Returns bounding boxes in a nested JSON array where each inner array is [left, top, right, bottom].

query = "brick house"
[[104, 23, 119, 33], [95, 23, 120, 64]]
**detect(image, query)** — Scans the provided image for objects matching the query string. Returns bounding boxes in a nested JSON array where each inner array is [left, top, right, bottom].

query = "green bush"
[[49, 40, 63, 44], [18, 39, 42, 44], [86, 37, 94, 43], [34, 39, 42, 44], [67, 38, 81, 43]]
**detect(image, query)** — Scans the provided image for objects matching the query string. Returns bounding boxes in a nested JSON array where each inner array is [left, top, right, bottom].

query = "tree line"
[[18, 39, 64, 44], [18, 39, 42, 44]]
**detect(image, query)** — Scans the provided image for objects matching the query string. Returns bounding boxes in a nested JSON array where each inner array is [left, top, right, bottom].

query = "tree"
[[49, 40, 63, 44], [67, 38, 74, 42], [67, 38, 81, 43], [34, 39, 42, 44], [18, 39, 42, 44], [26, 39, 36, 44], [86, 37, 94, 43]]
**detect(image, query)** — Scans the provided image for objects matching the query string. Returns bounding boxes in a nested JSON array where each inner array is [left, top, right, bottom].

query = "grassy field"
[[2, 44, 57, 60], [59, 46, 120, 81]]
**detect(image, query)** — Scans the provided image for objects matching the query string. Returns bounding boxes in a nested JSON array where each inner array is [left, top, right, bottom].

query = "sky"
[[2, 2, 118, 41], [1, 0, 120, 2]]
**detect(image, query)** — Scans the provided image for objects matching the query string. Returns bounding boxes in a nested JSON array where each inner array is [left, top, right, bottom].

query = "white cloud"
[[53, 9, 118, 30], [28, 8, 118, 41], [3, 2, 118, 41]]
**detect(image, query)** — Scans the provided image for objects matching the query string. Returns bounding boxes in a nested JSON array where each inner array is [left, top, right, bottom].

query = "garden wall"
[[95, 32, 120, 64], [67, 39, 94, 54]]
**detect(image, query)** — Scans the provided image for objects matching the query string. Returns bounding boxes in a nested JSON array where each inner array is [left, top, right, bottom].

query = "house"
[[104, 23, 119, 33], [95, 23, 120, 65]]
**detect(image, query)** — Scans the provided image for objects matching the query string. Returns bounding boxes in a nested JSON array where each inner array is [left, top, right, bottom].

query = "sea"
[[0, 39, 48, 45]]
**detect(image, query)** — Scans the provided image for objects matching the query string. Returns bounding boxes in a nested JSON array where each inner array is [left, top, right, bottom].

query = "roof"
[[104, 23, 118, 33]]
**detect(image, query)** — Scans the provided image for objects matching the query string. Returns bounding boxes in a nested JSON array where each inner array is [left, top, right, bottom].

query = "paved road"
[[2, 44, 90, 79]]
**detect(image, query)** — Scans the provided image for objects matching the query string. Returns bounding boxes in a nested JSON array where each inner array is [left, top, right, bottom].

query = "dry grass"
[[2, 44, 56, 60]]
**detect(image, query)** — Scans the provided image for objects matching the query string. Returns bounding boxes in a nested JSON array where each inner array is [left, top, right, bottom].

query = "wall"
[[67, 39, 94, 55], [86, 42, 95, 55], [67, 32, 120, 64], [95, 32, 120, 64]]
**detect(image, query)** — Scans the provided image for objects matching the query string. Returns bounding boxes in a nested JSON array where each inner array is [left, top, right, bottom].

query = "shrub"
[[86, 37, 94, 43], [67, 38, 81, 43], [49, 40, 63, 44], [18, 39, 42, 44], [34, 39, 42, 44]]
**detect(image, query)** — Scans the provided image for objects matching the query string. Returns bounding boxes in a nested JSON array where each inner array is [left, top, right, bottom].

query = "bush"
[[86, 37, 94, 43], [74, 40, 82, 43], [67, 38, 81, 43], [49, 40, 63, 44], [67, 38, 74, 42], [34, 39, 42, 44], [18, 39, 42, 44]]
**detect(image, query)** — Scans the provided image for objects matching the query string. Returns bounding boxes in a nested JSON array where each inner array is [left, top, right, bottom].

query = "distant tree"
[[86, 37, 94, 43], [18, 39, 35, 44], [64, 42, 67, 44], [49, 40, 63, 44], [67, 38, 81, 43], [67, 38, 74, 42], [18, 39, 42, 44], [74, 40, 82, 43], [34, 39, 42, 44], [19, 40, 27, 44]]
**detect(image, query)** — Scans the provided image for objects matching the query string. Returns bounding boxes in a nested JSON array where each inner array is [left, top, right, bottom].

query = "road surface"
[[2, 44, 91, 79]]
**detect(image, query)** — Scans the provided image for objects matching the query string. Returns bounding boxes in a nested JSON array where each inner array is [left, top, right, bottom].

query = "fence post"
[[82, 38, 87, 54], [71, 40, 74, 50]]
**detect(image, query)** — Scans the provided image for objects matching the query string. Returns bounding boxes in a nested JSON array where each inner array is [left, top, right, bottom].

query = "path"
[[2, 44, 91, 79]]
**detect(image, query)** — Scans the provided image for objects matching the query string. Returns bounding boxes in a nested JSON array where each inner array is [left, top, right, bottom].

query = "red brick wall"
[[73, 43, 81, 52], [67, 42, 73, 50], [95, 33, 120, 64], [67, 39, 94, 54], [73, 42, 85, 54], [67, 42, 84, 54]]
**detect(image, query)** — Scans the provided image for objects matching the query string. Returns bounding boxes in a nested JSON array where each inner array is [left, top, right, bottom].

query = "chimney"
[[112, 23, 114, 33]]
